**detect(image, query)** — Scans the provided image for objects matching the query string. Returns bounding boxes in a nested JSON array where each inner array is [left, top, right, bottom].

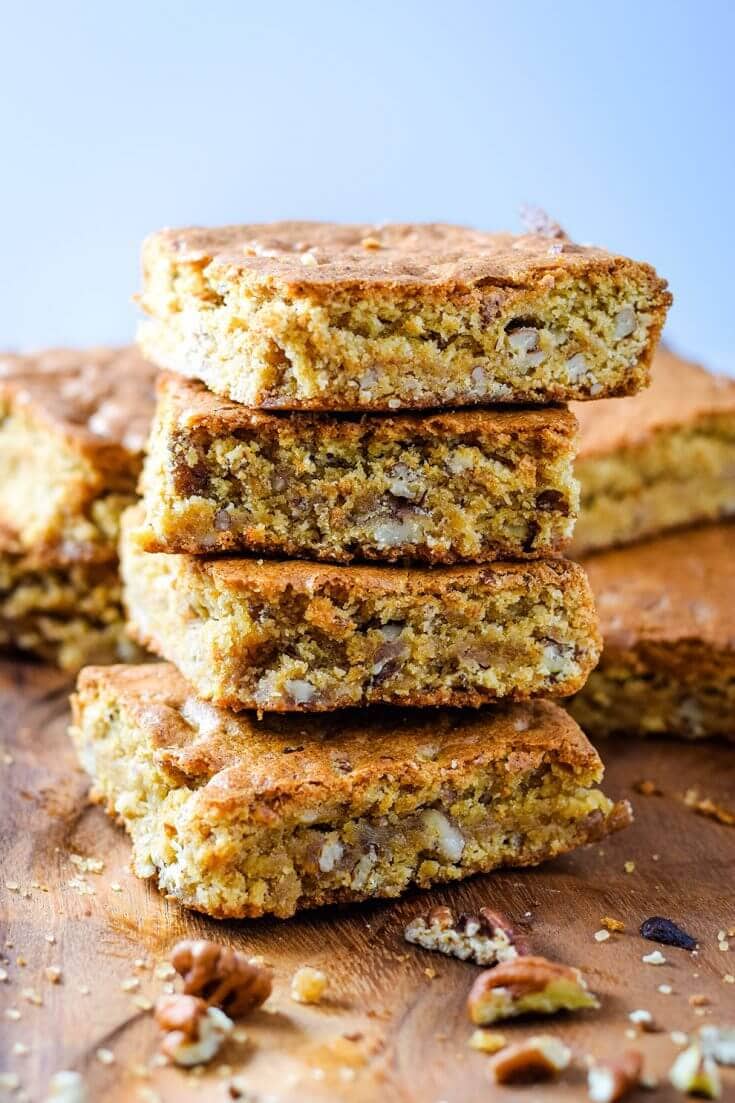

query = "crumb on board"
[[290, 966, 328, 1005]]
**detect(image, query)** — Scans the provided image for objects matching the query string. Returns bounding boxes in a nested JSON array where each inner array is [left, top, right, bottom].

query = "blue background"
[[1, 0, 733, 372]]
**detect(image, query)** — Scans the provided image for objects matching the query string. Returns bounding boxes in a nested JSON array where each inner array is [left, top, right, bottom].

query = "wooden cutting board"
[[1, 658, 733, 1102]]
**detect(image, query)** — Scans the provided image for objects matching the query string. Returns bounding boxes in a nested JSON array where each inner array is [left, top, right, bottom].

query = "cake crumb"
[[468, 1029, 506, 1054], [70, 854, 105, 874], [290, 966, 328, 1005], [633, 779, 660, 796]]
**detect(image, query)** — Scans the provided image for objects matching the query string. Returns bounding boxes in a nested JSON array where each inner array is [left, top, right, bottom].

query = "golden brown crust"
[[0, 346, 157, 464], [143, 221, 668, 294], [583, 523, 735, 656], [156, 371, 578, 440], [574, 346, 735, 459], [184, 546, 588, 598], [139, 221, 670, 412], [74, 662, 604, 815]]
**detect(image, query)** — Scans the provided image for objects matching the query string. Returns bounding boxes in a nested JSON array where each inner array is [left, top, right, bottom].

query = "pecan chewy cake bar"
[[0, 348, 156, 669], [135, 373, 580, 563], [121, 507, 601, 711], [71, 663, 632, 919], [138, 221, 670, 410], [569, 524, 735, 740], [572, 346, 735, 555]]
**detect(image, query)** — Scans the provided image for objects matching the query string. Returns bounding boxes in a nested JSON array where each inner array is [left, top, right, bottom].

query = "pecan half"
[[588, 1051, 642, 1102], [154, 993, 233, 1067], [468, 955, 598, 1025], [405, 904, 527, 965], [170, 939, 272, 1017], [489, 1035, 571, 1083]]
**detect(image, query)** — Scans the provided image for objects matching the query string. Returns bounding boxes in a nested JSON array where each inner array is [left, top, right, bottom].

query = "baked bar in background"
[[569, 524, 735, 741], [71, 663, 632, 919], [572, 347, 735, 555], [0, 346, 156, 562], [0, 548, 138, 671], [0, 347, 156, 669], [121, 507, 601, 711], [138, 221, 670, 410], [134, 373, 579, 563]]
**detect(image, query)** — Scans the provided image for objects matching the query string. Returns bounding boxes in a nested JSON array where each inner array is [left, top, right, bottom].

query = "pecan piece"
[[154, 993, 233, 1067], [489, 1034, 571, 1083], [588, 1051, 642, 1102], [468, 955, 598, 1025], [404, 904, 527, 965], [669, 1042, 721, 1099], [170, 939, 272, 1017]]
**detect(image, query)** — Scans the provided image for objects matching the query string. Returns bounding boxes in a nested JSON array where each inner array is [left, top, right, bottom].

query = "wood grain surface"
[[0, 658, 733, 1102]]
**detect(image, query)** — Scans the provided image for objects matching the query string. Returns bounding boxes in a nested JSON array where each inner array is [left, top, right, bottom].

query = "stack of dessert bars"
[[71, 221, 671, 919]]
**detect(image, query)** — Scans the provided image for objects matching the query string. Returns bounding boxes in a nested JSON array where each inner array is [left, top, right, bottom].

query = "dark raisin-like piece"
[[640, 916, 697, 951], [522, 520, 540, 552], [535, 490, 569, 514]]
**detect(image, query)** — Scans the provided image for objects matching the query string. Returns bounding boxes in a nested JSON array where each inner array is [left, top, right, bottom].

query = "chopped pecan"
[[489, 1034, 571, 1083], [154, 993, 233, 1067], [468, 955, 598, 1025], [587, 1050, 642, 1102], [405, 904, 527, 965], [170, 939, 272, 1017], [669, 1042, 721, 1099], [683, 790, 735, 827]]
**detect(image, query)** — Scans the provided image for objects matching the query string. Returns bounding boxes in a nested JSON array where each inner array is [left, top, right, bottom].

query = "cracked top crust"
[[584, 523, 735, 652], [574, 347, 735, 459], [0, 346, 157, 457], [143, 220, 668, 292], [73, 662, 603, 813]]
